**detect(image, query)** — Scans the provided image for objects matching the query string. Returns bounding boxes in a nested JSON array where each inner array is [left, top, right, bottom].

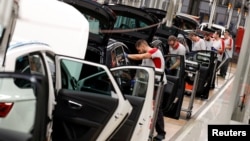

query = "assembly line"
[[0, 0, 250, 141]]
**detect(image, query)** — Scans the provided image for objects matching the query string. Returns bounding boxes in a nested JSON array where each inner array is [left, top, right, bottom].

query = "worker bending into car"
[[125, 39, 167, 141]]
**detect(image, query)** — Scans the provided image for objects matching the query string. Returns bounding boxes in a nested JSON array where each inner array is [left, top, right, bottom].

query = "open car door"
[[52, 56, 132, 141], [185, 50, 217, 99], [109, 66, 164, 141], [0, 73, 48, 141], [162, 54, 186, 119]]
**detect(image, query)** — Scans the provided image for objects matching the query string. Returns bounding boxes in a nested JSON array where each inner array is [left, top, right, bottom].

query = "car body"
[[105, 3, 161, 56], [0, 72, 49, 141], [3, 40, 141, 141], [1, 0, 89, 136], [198, 22, 226, 38], [0, 0, 160, 141], [60, 0, 134, 68], [60, 1, 166, 140]]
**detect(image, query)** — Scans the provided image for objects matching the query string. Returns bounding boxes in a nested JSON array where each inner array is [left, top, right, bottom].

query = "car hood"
[[61, 0, 117, 47], [11, 0, 89, 60], [106, 4, 159, 46]]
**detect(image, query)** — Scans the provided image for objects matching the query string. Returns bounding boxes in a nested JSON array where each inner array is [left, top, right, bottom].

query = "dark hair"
[[188, 31, 197, 37], [225, 29, 230, 34], [204, 32, 210, 37], [168, 35, 177, 42], [215, 30, 221, 37], [135, 39, 148, 48]]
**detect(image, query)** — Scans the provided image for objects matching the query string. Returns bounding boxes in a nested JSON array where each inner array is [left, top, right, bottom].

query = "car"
[[59, 0, 133, 68], [60, 1, 166, 140], [0, 0, 153, 141], [0, 72, 49, 141], [104, 3, 161, 56], [1, 1, 165, 141], [1, 0, 89, 137], [198, 22, 226, 38]]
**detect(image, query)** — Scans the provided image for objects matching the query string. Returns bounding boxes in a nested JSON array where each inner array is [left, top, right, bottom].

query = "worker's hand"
[[123, 53, 128, 59], [166, 68, 171, 74], [211, 47, 217, 51]]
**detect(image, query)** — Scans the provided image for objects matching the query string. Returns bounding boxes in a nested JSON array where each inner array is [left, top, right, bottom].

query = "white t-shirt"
[[204, 40, 213, 50], [169, 42, 186, 56], [169, 42, 186, 69], [192, 38, 206, 51], [141, 48, 167, 84], [212, 39, 224, 61], [224, 37, 234, 58]]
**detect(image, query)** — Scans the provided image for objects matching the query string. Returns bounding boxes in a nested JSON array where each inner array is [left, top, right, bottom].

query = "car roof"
[[200, 22, 225, 30], [199, 22, 225, 38]]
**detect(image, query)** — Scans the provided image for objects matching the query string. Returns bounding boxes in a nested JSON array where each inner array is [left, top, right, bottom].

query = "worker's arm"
[[127, 52, 151, 60], [170, 59, 180, 70]]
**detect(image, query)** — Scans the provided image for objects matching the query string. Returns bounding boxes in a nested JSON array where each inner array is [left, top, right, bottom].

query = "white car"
[[0, 0, 163, 141], [199, 22, 226, 38]]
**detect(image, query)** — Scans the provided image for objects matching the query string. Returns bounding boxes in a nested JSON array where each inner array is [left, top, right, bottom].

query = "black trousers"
[[211, 60, 221, 87], [220, 58, 231, 76], [155, 105, 166, 136]]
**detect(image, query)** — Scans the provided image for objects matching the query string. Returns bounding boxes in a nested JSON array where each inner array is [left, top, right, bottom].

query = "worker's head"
[[213, 30, 221, 39], [224, 29, 231, 38], [135, 39, 149, 54], [188, 31, 198, 41], [168, 35, 178, 49], [204, 32, 212, 41]]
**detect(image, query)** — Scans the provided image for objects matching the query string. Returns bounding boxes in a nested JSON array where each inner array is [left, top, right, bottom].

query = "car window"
[[14, 54, 46, 88], [111, 46, 131, 67], [114, 15, 152, 35], [60, 59, 115, 96], [112, 68, 149, 97]]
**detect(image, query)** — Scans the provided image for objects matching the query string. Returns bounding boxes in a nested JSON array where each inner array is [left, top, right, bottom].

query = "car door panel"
[[53, 89, 118, 141], [110, 95, 144, 141], [110, 66, 162, 141], [0, 73, 48, 141], [163, 54, 185, 119], [162, 75, 179, 114], [53, 56, 132, 141]]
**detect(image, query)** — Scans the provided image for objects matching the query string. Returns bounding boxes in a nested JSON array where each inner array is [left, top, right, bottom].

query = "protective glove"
[[211, 47, 217, 51], [166, 68, 171, 74], [123, 53, 128, 59]]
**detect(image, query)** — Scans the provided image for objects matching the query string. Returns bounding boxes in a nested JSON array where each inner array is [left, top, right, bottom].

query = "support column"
[[165, 0, 176, 27], [231, 0, 250, 123], [236, 0, 246, 28], [177, 0, 183, 13], [208, 0, 217, 28], [226, 0, 236, 29]]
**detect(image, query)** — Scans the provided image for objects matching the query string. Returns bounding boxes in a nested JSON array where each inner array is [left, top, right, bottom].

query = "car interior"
[[14, 54, 46, 88], [52, 59, 120, 141]]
